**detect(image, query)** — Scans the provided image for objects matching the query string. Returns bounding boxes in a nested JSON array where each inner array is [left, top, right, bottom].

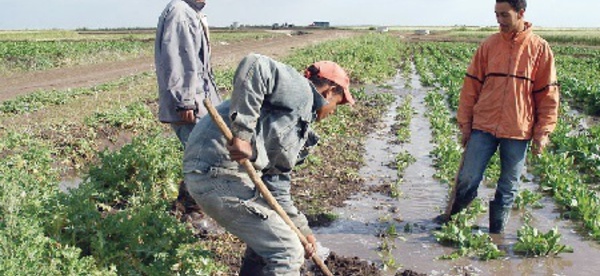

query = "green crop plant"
[[0, 132, 116, 275], [395, 151, 416, 176], [514, 217, 574, 257], [84, 102, 159, 132], [377, 222, 403, 271], [393, 94, 414, 144], [434, 200, 504, 260], [39, 132, 223, 274], [530, 106, 600, 241], [513, 189, 544, 210], [285, 34, 406, 84]]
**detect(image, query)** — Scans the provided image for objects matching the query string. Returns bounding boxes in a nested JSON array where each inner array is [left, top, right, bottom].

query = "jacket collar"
[[501, 21, 533, 43], [183, 0, 205, 12], [310, 83, 328, 115]]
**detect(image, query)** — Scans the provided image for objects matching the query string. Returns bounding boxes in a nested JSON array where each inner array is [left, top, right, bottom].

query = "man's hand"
[[532, 135, 550, 156], [461, 130, 471, 148], [226, 137, 253, 161], [178, 110, 196, 124], [304, 234, 317, 259]]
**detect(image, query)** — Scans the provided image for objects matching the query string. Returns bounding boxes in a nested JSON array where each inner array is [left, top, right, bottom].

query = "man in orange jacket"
[[442, 0, 559, 233]]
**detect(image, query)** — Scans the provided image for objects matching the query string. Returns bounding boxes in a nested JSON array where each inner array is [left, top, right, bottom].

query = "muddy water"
[[313, 71, 600, 276], [59, 177, 83, 193]]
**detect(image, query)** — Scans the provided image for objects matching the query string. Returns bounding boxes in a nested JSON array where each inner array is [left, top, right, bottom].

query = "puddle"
[[59, 177, 83, 193], [314, 69, 600, 276]]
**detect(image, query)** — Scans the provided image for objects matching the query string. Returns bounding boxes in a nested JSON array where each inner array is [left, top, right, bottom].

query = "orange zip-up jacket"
[[457, 22, 559, 141]]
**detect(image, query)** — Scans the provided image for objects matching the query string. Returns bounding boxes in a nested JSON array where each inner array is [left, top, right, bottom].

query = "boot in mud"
[[239, 248, 266, 276], [489, 201, 511, 234], [433, 199, 472, 225], [176, 181, 201, 214]]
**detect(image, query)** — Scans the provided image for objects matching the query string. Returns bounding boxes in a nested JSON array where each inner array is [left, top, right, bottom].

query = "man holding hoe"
[[183, 54, 354, 275], [438, 0, 559, 234]]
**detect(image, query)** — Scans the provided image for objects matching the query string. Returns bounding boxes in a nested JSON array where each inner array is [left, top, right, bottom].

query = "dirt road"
[[0, 30, 357, 102]]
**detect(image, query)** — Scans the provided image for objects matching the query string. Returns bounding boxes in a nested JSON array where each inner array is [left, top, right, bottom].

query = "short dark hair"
[[496, 0, 527, 11]]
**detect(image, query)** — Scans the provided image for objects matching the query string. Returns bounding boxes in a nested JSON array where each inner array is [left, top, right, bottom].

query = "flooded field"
[[313, 71, 600, 276]]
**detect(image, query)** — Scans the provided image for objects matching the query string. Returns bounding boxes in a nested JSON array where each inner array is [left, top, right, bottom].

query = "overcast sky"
[[0, 0, 598, 30]]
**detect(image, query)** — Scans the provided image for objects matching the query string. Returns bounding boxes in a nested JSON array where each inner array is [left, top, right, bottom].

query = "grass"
[[447, 27, 600, 46]]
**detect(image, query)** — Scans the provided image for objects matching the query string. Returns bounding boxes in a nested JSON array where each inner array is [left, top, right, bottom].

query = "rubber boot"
[[489, 201, 511, 234], [434, 199, 471, 224], [239, 248, 266, 276], [177, 181, 201, 213], [450, 199, 471, 216]]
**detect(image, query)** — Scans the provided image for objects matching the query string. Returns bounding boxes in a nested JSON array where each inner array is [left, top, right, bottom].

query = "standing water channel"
[[313, 69, 600, 276]]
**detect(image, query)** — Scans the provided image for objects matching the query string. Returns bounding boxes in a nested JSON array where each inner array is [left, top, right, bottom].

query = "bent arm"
[[532, 43, 560, 140]]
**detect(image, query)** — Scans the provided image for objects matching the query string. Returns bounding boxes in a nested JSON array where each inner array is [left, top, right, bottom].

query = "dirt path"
[[0, 30, 358, 103]]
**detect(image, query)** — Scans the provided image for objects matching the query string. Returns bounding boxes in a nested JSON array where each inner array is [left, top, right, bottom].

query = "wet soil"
[[310, 67, 600, 276], [169, 89, 424, 274]]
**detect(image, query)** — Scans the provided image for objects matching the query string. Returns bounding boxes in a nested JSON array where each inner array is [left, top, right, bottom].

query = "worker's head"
[[304, 61, 353, 121], [495, 0, 526, 33]]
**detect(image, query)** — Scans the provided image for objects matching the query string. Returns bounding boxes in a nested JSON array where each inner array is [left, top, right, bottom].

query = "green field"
[[1, 29, 599, 275]]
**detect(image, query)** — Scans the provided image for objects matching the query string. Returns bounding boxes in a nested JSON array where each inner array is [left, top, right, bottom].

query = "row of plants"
[[0, 30, 282, 75], [555, 47, 600, 115], [528, 43, 600, 240], [449, 29, 600, 46], [389, 95, 416, 199], [0, 40, 152, 73], [286, 34, 406, 84], [1, 94, 222, 274], [289, 34, 406, 218], [379, 91, 417, 270], [0, 73, 151, 115], [531, 109, 600, 240]]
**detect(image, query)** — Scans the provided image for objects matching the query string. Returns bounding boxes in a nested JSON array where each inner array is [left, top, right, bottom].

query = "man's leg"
[[489, 138, 529, 233], [171, 123, 196, 148], [171, 123, 197, 213], [239, 247, 266, 276], [451, 130, 499, 216], [186, 172, 304, 276]]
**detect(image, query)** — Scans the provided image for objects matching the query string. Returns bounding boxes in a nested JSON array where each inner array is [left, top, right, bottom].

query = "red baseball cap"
[[310, 61, 354, 105]]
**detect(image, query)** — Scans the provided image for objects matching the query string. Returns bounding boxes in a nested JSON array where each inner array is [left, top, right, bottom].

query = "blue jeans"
[[184, 171, 304, 276], [455, 130, 529, 208]]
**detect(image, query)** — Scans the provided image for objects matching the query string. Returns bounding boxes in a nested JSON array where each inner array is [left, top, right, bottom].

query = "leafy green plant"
[[434, 200, 504, 260], [514, 218, 574, 257], [377, 223, 403, 271], [86, 133, 181, 207], [513, 189, 544, 210]]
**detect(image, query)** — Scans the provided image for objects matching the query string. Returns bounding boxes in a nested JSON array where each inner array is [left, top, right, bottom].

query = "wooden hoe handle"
[[444, 149, 466, 218], [203, 99, 333, 276]]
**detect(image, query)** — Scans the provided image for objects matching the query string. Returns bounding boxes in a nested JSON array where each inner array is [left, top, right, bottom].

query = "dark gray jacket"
[[184, 54, 326, 175], [183, 54, 327, 236], [155, 0, 220, 123]]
